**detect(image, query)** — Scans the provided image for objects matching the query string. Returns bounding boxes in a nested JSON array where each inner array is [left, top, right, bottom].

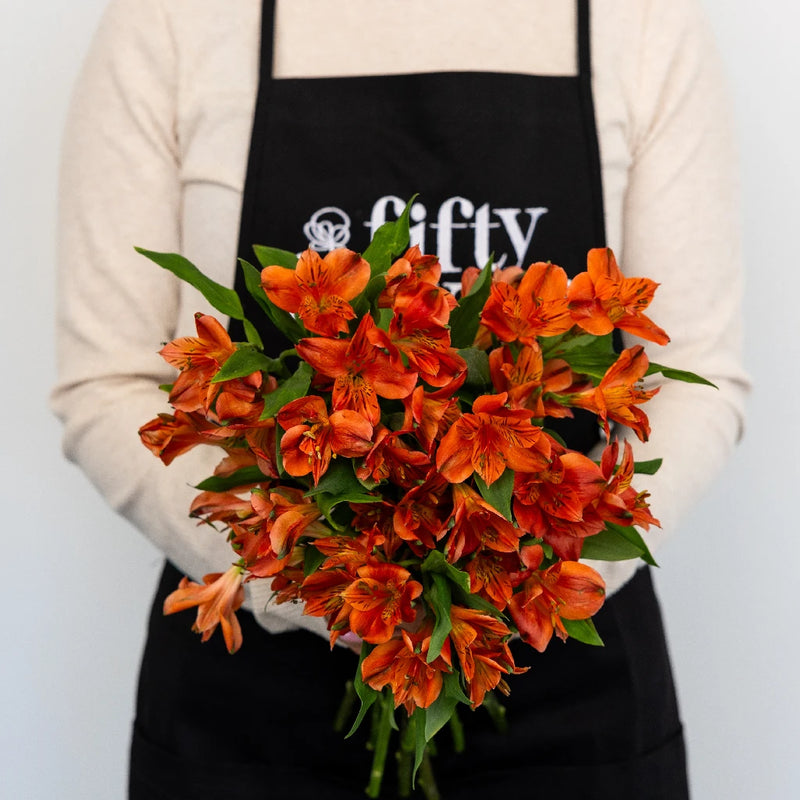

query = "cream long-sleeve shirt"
[[53, 0, 749, 637]]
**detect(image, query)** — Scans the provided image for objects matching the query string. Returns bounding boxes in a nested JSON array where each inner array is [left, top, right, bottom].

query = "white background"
[[1, 1, 797, 798]]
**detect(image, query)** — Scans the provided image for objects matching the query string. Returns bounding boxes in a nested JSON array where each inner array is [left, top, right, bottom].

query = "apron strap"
[[577, 0, 607, 247], [230, 0, 278, 344], [260, 0, 276, 82]]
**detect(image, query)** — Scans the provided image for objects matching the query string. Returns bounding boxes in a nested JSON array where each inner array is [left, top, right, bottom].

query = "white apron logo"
[[302, 196, 548, 291], [303, 207, 352, 251]]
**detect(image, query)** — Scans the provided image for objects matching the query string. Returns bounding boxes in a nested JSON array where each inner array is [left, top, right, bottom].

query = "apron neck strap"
[[577, 0, 592, 79], [259, 0, 277, 83]]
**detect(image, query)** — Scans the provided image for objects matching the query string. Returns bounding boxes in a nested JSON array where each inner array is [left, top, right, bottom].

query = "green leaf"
[[449, 258, 493, 349], [211, 348, 275, 383], [413, 707, 427, 784], [453, 587, 505, 618], [261, 360, 314, 420], [302, 544, 326, 577], [578, 526, 645, 562], [424, 672, 470, 742], [474, 470, 514, 521], [580, 523, 658, 566], [420, 551, 471, 593], [458, 347, 492, 393], [556, 333, 618, 381], [304, 460, 381, 528], [561, 617, 604, 647], [136, 248, 245, 320], [252, 244, 299, 271], [605, 522, 658, 567], [305, 460, 376, 501], [239, 259, 306, 343], [346, 643, 379, 738], [362, 197, 415, 277], [647, 362, 717, 388], [540, 331, 599, 358], [194, 465, 268, 492], [242, 319, 264, 349], [425, 573, 453, 664], [633, 458, 662, 475]]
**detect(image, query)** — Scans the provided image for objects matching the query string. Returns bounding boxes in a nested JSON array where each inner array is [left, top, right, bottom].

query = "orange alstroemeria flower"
[[349, 501, 404, 561], [139, 410, 224, 465], [393, 473, 453, 555], [379, 246, 443, 308], [277, 395, 373, 486], [462, 265, 525, 350], [436, 393, 551, 485], [361, 624, 453, 715], [445, 483, 524, 563], [480, 262, 574, 345], [449, 605, 523, 707], [258, 489, 328, 559], [159, 312, 235, 375], [297, 314, 418, 425], [313, 529, 387, 571], [388, 281, 465, 387], [464, 550, 521, 610], [340, 563, 423, 644], [163, 565, 246, 654], [513, 444, 607, 561], [568, 248, 669, 345], [189, 490, 258, 526], [260, 248, 370, 337], [160, 313, 264, 421], [300, 566, 356, 645], [402, 386, 462, 454], [227, 520, 292, 579], [597, 440, 660, 531], [243, 419, 280, 479], [567, 345, 659, 442], [355, 425, 431, 488], [508, 546, 605, 652], [489, 343, 576, 419]]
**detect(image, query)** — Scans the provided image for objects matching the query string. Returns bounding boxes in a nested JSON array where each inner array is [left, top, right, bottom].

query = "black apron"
[[130, 2, 688, 798]]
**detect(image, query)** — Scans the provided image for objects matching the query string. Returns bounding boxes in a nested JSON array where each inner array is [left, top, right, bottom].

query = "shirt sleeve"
[[584, 0, 751, 593], [51, 0, 329, 638]]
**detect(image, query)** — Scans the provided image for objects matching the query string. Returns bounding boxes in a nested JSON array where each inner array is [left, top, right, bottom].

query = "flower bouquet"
[[138, 199, 710, 798]]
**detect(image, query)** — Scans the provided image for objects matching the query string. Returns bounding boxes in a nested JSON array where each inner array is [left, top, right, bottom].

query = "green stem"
[[333, 681, 356, 734], [482, 692, 508, 734], [448, 708, 466, 754], [416, 750, 442, 800], [365, 690, 394, 799], [396, 713, 416, 798]]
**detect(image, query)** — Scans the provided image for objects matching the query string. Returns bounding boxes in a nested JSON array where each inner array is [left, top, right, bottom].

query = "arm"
[[586, 0, 750, 593], [52, 0, 327, 637]]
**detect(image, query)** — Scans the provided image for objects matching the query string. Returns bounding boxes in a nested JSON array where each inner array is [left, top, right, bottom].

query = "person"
[[53, 1, 749, 797]]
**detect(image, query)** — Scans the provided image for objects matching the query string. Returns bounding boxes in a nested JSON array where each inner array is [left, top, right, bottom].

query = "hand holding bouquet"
[[138, 200, 710, 797]]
